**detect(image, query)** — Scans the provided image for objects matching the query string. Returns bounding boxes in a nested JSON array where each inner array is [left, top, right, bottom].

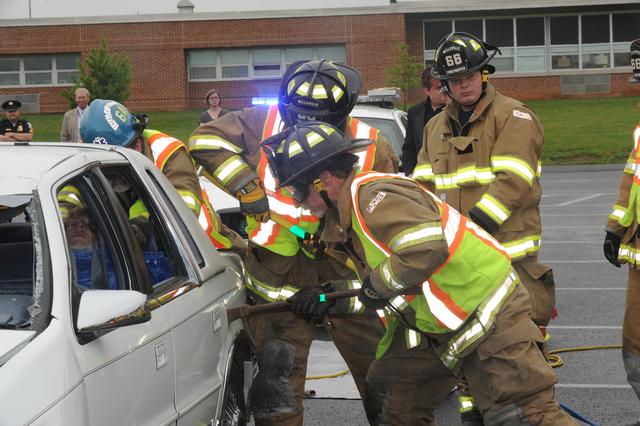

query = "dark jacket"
[[401, 98, 442, 174]]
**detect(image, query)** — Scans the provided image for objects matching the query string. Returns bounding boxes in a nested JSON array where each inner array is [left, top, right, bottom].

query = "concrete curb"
[[542, 163, 625, 173]]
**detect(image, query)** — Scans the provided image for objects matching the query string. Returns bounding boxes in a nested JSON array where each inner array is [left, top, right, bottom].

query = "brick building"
[[0, 1, 639, 113]]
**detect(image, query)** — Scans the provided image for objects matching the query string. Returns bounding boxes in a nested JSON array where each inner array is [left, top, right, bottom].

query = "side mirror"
[[76, 290, 150, 334]]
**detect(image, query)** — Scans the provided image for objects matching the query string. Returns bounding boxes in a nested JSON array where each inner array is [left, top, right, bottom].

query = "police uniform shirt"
[[0, 118, 32, 135]]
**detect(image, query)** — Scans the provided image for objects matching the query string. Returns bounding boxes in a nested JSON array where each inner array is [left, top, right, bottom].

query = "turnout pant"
[[623, 266, 640, 400], [245, 245, 448, 426], [375, 285, 575, 426], [458, 256, 557, 422]]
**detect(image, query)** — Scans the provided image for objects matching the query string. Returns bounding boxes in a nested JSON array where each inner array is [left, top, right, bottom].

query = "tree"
[[62, 39, 132, 108], [386, 42, 424, 110]]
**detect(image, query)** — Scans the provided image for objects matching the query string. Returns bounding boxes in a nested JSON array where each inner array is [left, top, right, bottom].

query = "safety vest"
[[613, 125, 640, 264], [350, 171, 519, 372], [246, 106, 380, 257], [144, 129, 233, 249]]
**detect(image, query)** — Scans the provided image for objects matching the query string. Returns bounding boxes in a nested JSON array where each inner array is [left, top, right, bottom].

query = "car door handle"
[[212, 304, 223, 333]]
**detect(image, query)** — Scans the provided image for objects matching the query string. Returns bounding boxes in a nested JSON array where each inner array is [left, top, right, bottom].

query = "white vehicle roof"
[[0, 143, 127, 193]]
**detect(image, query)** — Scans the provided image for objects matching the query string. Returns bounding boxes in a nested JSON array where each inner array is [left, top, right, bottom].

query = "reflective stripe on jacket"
[[350, 171, 518, 371]]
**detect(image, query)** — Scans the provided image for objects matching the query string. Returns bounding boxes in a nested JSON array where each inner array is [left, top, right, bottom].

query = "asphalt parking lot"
[[300, 164, 639, 426]]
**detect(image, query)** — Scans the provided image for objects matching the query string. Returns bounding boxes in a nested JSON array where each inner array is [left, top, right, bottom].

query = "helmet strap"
[[313, 177, 335, 209]]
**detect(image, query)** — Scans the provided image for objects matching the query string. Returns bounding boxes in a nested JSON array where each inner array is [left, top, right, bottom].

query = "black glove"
[[357, 277, 389, 310], [298, 232, 326, 259], [469, 206, 500, 235], [603, 231, 622, 268], [287, 283, 335, 321]]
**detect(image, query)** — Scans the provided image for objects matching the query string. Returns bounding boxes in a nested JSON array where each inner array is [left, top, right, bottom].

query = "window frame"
[[187, 44, 347, 82], [0, 53, 80, 88], [422, 10, 640, 76]]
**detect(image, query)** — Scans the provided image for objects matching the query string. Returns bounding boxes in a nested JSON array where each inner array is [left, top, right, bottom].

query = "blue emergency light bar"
[[251, 97, 278, 106]]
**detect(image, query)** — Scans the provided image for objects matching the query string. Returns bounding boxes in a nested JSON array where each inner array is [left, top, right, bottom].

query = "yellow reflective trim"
[[502, 235, 541, 260], [389, 222, 443, 252], [177, 190, 200, 214], [491, 156, 535, 186], [312, 84, 328, 99], [412, 164, 434, 181], [213, 155, 250, 185], [331, 85, 344, 102], [609, 204, 626, 223], [476, 193, 511, 225], [433, 166, 495, 189], [189, 135, 243, 153], [296, 81, 311, 96]]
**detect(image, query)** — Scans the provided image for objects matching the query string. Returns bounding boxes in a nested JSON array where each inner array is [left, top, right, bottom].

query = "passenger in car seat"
[[64, 207, 117, 290]]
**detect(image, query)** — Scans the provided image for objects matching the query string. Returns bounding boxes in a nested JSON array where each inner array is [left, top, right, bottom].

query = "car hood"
[[0, 330, 35, 366]]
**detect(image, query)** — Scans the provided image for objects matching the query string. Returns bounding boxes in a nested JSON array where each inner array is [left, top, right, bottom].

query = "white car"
[[205, 105, 408, 236], [350, 104, 407, 165], [0, 143, 252, 426]]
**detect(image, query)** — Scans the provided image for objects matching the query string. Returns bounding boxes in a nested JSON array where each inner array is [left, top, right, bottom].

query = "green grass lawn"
[[24, 96, 640, 165]]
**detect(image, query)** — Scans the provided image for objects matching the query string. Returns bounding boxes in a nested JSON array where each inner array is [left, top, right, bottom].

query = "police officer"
[[77, 99, 244, 253], [0, 100, 33, 142], [412, 32, 555, 424], [604, 38, 640, 406], [267, 121, 576, 426]]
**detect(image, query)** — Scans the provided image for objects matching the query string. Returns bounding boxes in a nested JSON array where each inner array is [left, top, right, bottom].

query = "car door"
[[62, 166, 178, 426], [134, 163, 241, 424]]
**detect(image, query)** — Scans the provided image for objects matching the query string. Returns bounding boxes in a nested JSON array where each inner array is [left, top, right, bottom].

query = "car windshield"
[[352, 116, 404, 159], [0, 194, 42, 330]]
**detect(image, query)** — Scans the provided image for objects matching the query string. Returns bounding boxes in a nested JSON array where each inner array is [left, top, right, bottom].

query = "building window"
[[581, 14, 611, 69], [550, 16, 579, 70], [516, 17, 545, 72], [0, 54, 79, 88], [423, 11, 640, 74], [486, 18, 515, 72], [187, 45, 346, 82], [613, 12, 640, 67]]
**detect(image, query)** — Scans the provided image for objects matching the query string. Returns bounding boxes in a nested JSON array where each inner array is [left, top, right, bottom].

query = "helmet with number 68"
[[433, 32, 499, 81]]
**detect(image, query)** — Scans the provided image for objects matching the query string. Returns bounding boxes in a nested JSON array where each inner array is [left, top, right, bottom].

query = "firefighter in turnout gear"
[[78, 99, 244, 252], [605, 38, 640, 405], [266, 120, 576, 426], [412, 32, 556, 423], [189, 60, 452, 425]]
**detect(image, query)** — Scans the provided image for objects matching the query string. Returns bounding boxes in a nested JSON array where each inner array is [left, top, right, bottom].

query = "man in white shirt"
[[60, 88, 90, 142]]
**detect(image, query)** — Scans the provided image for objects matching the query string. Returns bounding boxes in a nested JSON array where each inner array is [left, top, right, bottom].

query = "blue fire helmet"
[[80, 99, 147, 147]]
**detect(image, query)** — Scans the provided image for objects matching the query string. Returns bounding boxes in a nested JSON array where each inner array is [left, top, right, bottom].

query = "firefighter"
[[412, 32, 555, 423], [78, 99, 244, 253], [266, 120, 576, 425], [189, 60, 453, 425], [604, 38, 640, 404]]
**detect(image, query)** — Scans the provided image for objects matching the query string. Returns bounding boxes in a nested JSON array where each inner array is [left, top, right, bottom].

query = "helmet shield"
[[433, 32, 499, 81], [278, 60, 362, 127], [630, 39, 640, 83], [80, 99, 145, 147]]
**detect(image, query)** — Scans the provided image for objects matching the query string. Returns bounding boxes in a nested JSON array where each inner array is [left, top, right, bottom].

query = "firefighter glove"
[[299, 232, 326, 259], [287, 283, 335, 321], [358, 276, 389, 310], [237, 179, 270, 222], [603, 231, 622, 268]]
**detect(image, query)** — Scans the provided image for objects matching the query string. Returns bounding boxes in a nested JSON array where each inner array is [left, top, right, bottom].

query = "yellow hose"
[[547, 344, 622, 368], [305, 344, 623, 380], [306, 369, 351, 380]]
